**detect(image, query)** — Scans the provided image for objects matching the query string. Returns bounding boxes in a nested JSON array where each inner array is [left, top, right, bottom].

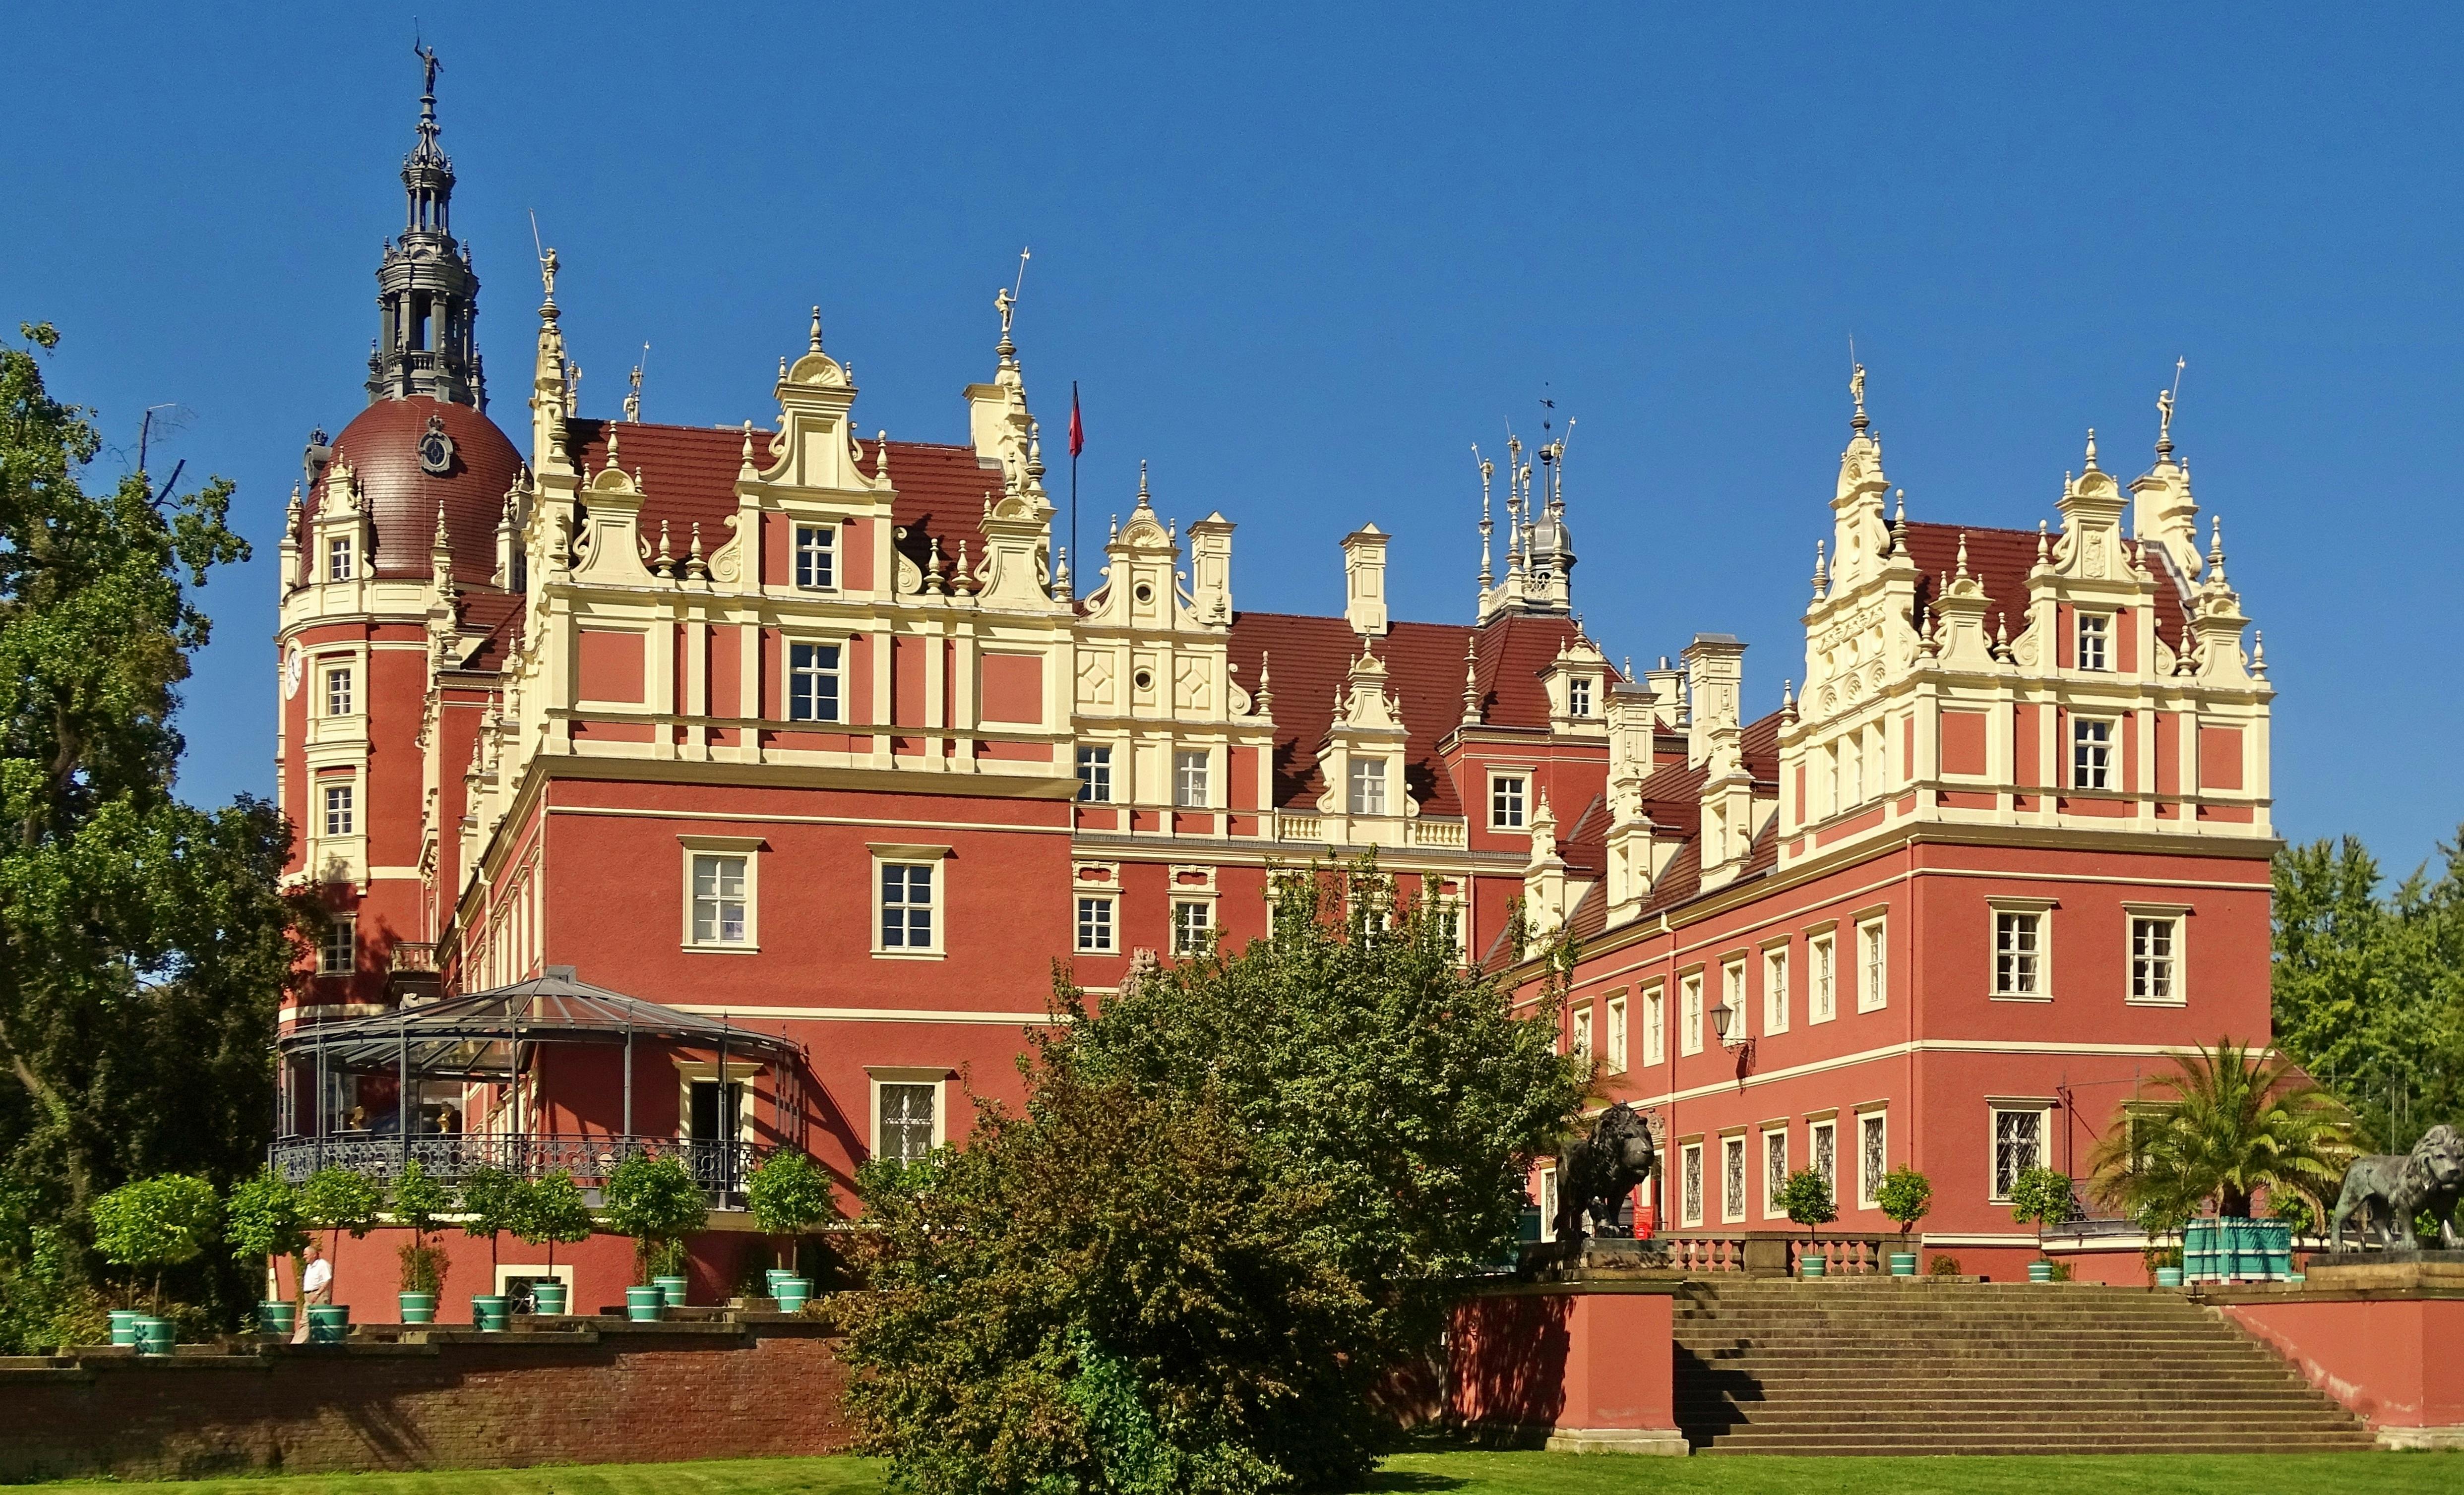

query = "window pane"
[[795, 525, 836, 589], [1994, 1110, 2041, 1197], [1076, 746, 1111, 803], [1813, 1124, 1836, 1190], [1724, 1137, 1746, 1220], [880, 1082, 936, 1163], [1861, 1115, 1885, 1205], [1765, 1131, 1786, 1204]]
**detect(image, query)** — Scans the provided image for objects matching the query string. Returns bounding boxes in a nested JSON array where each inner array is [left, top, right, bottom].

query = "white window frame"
[[324, 664, 354, 718], [1763, 944, 1790, 1036], [679, 835, 765, 953], [870, 843, 951, 958], [1539, 1166, 1560, 1243], [1679, 1139, 1705, 1227], [1170, 897, 1214, 956], [2124, 903, 2190, 1006], [1489, 772, 1528, 831], [1679, 971, 1705, 1056], [1604, 992, 1628, 1075], [1172, 749, 1212, 809], [1846, 734, 1864, 805], [1809, 929, 1837, 1024], [1989, 1101, 2054, 1202], [1856, 916, 1888, 1013], [2072, 716, 2114, 790], [327, 535, 352, 582], [1721, 1133, 1748, 1224], [322, 782, 356, 838], [1642, 984, 1666, 1067], [1348, 756, 1389, 816], [1075, 894, 1117, 955], [320, 913, 356, 976], [1721, 957, 1748, 1044], [1761, 1125, 1788, 1221], [793, 522, 838, 591], [1567, 676, 1593, 717], [1857, 1107, 1888, 1209], [867, 1067, 948, 1164], [1076, 744, 1112, 804], [1569, 1002, 1592, 1065], [1988, 897, 2057, 1001], [1809, 1115, 1838, 1196], [2076, 611, 2109, 672], [787, 639, 843, 723]]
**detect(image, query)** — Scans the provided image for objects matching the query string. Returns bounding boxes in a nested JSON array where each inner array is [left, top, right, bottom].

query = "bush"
[[2270, 1193, 2318, 1237], [91, 1175, 220, 1312], [1874, 1166, 1932, 1240], [1927, 1253, 1963, 1277]]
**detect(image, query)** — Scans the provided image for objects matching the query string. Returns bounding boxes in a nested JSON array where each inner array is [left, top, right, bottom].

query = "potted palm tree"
[[511, 1172, 594, 1315], [389, 1158, 454, 1324], [1875, 1167, 1932, 1276], [459, 1166, 521, 1329], [745, 1148, 836, 1308], [224, 1168, 309, 1336], [1775, 1168, 1837, 1277], [2009, 1167, 2075, 1281], [2090, 1039, 2351, 1285]]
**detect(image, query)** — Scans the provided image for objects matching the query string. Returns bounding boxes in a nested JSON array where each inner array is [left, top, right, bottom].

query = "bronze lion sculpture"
[[1551, 1102, 1658, 1243], [2330, 1123, 2464, 1252]]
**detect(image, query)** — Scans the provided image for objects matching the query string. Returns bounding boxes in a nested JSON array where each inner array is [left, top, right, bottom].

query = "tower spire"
[[369, 45, 485, 410]]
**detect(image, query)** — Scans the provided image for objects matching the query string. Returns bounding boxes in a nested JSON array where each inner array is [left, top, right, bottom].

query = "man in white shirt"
[[293, 1244, 332, 1343]]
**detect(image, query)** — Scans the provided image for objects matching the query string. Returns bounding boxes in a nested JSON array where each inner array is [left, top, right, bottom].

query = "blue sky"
[[8, 4, 2462, 878]]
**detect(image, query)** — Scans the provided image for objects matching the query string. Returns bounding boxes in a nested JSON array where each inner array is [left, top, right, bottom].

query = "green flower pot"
[[1799, 1256, 1827, 1279], [398, 1291, 437, 1325], [653, 1274, 690, 1309], [134, 1317, 178, 1355], [625, 1285, 665, 1322], [307, 1304, 351, 1344], [2028, 1260, 2055, 1283], [2156, 1267, 2184, 1288], [530, 1281, 568, 1316], [1888, 1252, 1918, 1277], [471, 1295, 509, 1332], [258, 1301, 298, 1337], [764, 1268, 794, 1298], [774, 1276, 811, 1312], [109, 1310, 142, 1346]]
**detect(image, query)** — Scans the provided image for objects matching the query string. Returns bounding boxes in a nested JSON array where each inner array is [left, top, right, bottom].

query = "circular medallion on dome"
[[417, 414, 456, 477]]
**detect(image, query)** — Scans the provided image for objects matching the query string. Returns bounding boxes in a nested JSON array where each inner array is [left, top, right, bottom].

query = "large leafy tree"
[[843, 860, 1582, 1494], [2273, 832, 2464, 1149], [0, 323, 309, 1342]]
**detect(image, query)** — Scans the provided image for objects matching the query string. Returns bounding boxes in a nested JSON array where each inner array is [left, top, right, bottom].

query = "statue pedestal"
[[1448, 1281, 1687, 1456], [2204, 1266, 2464, 1449]]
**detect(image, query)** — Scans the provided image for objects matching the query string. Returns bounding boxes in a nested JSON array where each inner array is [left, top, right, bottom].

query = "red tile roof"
[[1899, 521, 2195, 654], [1224, 611, 1592, 817]]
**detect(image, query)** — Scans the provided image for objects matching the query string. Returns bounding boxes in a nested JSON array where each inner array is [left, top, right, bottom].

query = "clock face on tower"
[[283, 643, 304, 700], [417, 414, 455, 477]]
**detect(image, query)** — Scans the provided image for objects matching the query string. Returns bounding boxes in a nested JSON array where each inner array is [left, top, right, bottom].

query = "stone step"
[[1698, 1437, 2379, 1455]]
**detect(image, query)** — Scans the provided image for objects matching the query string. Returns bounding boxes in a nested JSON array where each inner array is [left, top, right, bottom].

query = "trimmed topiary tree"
[[1875, 1166, 1932, 1245], [389, 1158, 455, 1298], [745, 1148, 837, 1283], [458, 1166, 522, 1276], [604, 1153, 709, 1284], [1775, 1167, 1837, 1247], [225, 1169, 309, 1302], [299, 1166, 380, 1260], [512, 1172, 594, 1276], [91, 1174, 220, 1314]]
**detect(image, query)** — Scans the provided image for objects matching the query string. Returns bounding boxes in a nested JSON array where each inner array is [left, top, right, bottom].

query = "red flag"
[[1068, 382, 1084, 459]]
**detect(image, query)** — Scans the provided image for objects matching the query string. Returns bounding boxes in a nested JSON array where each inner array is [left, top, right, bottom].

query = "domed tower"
[[276, 50, 521, 1022]]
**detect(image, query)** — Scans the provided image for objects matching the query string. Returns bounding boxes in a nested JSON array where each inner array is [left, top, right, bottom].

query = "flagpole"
[[1069, 380, 1080, 594]]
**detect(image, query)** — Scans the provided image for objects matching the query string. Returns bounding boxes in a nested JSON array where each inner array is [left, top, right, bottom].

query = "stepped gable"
[[1900, 520, 2196, 653], [1225, 610, 1587, 818], [324, 397, 520, 581], [562, 419, 1004, 576]]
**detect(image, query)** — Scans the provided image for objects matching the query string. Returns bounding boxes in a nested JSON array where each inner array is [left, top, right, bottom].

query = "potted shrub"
[[510, 1171, 593, 1315], [224, 1168, 308, 1336], [458, 1165, 521, 1329], [745, 1148, 836, 1305], [1774, 1167, 1836, 1277], [1874, 1166, 1932, 1277], [90, 1174, 219, 1353], [2009, 1165, 2075, 1282], [299, 1166, 380, 1340], [2133, 1200, 2189, 1288], [604, 1152, 708, 1315], [389, 1158, 454, 1324]]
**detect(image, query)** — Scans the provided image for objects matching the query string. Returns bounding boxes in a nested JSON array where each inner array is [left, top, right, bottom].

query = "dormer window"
[[1490, 774, 1527, 830], [1568, 677, 1593, 717], [2077, 613, 2109, 672], [327, 537, 353, 582], [1348, 758, 1388, 816], [794, 524, 836, 590]]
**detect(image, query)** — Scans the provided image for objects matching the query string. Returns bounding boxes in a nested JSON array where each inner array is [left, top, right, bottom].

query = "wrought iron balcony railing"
[[269, 1132, 767, 1193]]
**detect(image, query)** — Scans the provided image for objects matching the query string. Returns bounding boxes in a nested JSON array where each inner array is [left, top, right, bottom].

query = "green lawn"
[[31, 1450, 2464, 1495]]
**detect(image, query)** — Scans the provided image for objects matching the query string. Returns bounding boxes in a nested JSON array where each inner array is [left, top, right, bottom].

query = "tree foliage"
[[1775, 1167, 1836, 1239], [224, 1168, 308, 1278], [2007, 1166, 2076, 1230], [2088, 1039, 2351, 1220], [512, 1172, 594, 1270], [2274, 832, 2464, 1149], [299, 1166, 379, 1252], [841, 859, 1581, 1494], [0, 322, 312, 1346], [1874, 1166, 1932, 1239], [90, 1172, 219, 1310], [603, 1152, 707, 1280], [389, 1158, 455, 1297], [458, 1165, 522, 1272]]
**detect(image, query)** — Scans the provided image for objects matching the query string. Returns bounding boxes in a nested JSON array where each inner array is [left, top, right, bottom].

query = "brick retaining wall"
[[0, 1314, 853, 1482]]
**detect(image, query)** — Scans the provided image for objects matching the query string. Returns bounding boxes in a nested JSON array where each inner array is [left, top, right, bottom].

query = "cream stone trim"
[[672, 1002, 1057, 1026]]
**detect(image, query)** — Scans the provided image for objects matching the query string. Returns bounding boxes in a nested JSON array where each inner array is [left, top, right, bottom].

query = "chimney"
[[1342, 524, 1390, 636], [1682, 634, 1746, 769]]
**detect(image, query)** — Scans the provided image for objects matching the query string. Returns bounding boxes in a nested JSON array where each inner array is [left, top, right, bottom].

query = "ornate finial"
[[1109, 513, 1119, 542], [1955, 532, 1971, 578], [1849, 359, 1869, 432], [1136, 459, 1152, 507], [1026, 419, 1046, 484], [1052, 546, 1072, 601], [2158, 357, 2185, 460], [1811, 538, 1828, 599], [875, 432, 890, 482], [2083, 427, 2100, 471], [1993, 616, 2010, 658], [1462, 636, 1482, 723], [2036, 518, 2050, 565], [433, 501, 451, 552], [654, 520, 674, 574], [808, 306, 824, 355], [739, 419, 757, 472], [2251, 630, 2266, 677], [925, 535, 948, 594], [1474, 443, 1495, 593], [779, 355, 788, 381], [2207, 514, 2228, 582], [955, 538, 971, 593]]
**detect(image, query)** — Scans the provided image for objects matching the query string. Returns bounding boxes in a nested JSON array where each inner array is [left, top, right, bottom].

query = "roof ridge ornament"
[[1848, 355, 1869, 434], [2157, 357, 2185, 462]]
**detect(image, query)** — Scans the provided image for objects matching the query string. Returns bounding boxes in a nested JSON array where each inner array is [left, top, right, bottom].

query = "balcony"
[[270, 1132, 767, 1195], [385, 940, 442, 1003]]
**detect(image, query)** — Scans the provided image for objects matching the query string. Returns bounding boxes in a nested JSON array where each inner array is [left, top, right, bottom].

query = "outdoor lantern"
[[1709, 1000, 1737, 1045]]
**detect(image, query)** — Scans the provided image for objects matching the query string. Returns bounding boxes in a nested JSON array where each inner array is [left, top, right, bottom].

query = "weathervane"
[[2157, 356, 2185, 455]]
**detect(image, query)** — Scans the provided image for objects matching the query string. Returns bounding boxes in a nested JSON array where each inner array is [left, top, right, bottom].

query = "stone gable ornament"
[[417, 414, 456, 477]]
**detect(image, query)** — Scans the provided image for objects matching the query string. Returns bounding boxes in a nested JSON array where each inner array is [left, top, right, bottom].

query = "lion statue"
[[1551, 1102, 1658, 1244], [2330, 1123, 2464, 1252]]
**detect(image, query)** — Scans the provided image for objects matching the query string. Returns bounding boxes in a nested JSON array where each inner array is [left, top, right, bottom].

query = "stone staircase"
[[1671, 1278, 2374, 1455]]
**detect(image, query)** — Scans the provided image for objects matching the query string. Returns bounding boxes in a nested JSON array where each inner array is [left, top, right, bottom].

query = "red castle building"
[[274, 69, 2277, 1313]]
